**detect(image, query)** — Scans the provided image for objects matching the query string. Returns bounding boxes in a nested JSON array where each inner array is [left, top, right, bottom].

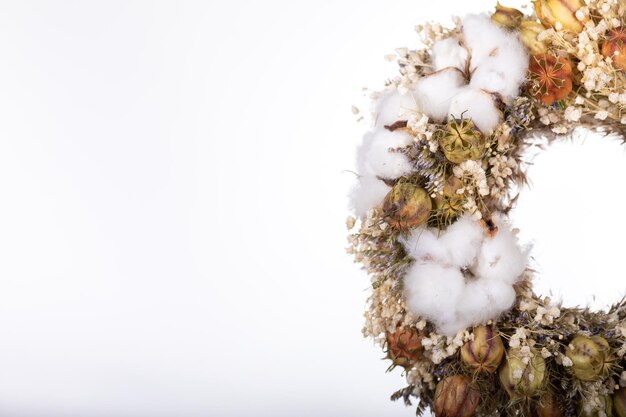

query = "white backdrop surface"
[[0, 1, 624, 416]]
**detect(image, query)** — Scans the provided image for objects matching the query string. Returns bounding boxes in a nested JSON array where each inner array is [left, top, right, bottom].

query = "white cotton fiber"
[[403, 262, 465, 330], [348, 175, 391, 218], [469, 39, 528, 101], [439, 214, 485, 267], [400, 227, 450, 264], [414, 68, 466, 122], [431, 37, 468, 72], [462, 14, 509, 70], [360, 129, 414, 179], [373, 89, 419, 128], [448, 87, 502, 134], [401, 212, 527, 336], [474, 215, 528, 284]]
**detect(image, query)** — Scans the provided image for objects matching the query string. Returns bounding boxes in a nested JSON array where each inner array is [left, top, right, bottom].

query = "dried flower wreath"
[[346, 1, 626, 416]]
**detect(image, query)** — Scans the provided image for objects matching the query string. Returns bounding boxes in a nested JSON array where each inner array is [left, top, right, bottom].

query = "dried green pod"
[[434, 375, 480, 417], [438, 118, 486, 164], [565, 335, 611, 381], [614, 387, 626, 417], [433, 176, 465, 224], [382, 183, 432, 231], [385, 327, 423, 369], [460, 326, 504, 374], [491, 2, 524, 28], [520, 21, 549, 54], [499, 348, 546, 399]]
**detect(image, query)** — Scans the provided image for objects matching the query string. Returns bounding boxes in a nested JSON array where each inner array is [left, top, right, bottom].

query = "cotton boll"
[[348, 175, 391, 217], [462, 14, 511, 71], [431, 37, 469, 72], [403, 262, 464, 331], [485, 279, 517, 312], [361, 129, 414, 179], [474, 216, 527, 284], [439, 214, 485, 267], [448, 87, 502, 134], [469, 39, 528, 100], [452, 281, 493, 330], [414, 68, 466, 122], [400, 227, 450, 264], [373, 89, 419, 128]]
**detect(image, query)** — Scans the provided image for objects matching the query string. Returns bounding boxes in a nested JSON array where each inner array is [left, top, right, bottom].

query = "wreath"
[[347, 1, 626, 416]]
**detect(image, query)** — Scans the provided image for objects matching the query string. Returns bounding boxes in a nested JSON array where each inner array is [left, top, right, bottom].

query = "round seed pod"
[[382, 183, 432, 231], [565, 335, 610, 381], [438, 118, 486, 164], [520, 21, 549, 54], [460, 326, 505, 374], [434, 375, 480, 417], [499, 348, 546, 399], [529, 53, 573, 105], [602, 27, 626, 71], [533, 0, 586, 34], [385, 327, 423, 369], [491, 3, 523, 28]]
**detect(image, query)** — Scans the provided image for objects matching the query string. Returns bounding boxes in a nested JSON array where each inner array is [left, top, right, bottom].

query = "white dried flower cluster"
[[453, 160, 490, 220], [362, 279, 416, 346], [406, 361, 437, 394], [509, 327, 529, 349], [580, 380, 612, 417], [487, 154, 518, 199]]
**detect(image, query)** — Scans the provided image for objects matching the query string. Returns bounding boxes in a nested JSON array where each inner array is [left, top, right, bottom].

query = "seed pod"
[[533, 0, 586, 34], [602, 27, 626, 71], [565, 335, 610, 381], [460, 326, 505, 374], [499, 348, 546, 399], [434, 375, 480, 417], [614, 387, 626, 417], [385, 327, 423, 368], [491, 3, 524, 28], [531, 391, 564, 417], [438, 118, 486, 164], [382, 183, 432, 231], [520, 21, 549, 54], [529, 53, 573, 105], [432, 177, 464, 224]]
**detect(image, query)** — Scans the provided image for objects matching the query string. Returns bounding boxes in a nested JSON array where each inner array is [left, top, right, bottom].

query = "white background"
[[0, 1, 625, 416]]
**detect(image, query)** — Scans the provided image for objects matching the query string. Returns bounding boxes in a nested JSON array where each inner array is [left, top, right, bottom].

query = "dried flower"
[[520, 21, 549, 54], [579, 395, 613, 417], [438, 118, 486, 164], [602, 27, 626, 71], [460, 326, 505, 373], [385, 327, 424, 368], [382, 183, 432, 231], [491, 3, 524, 29], [565, 335, 611, 381], [529, 53, 573, 105], [533, 0, 586, 34], [614, 387, 626, 417], [499, 348, 546, 399], [434, 375, 480, 417]]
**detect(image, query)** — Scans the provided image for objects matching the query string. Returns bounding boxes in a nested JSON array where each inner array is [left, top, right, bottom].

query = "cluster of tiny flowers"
[[452, 160, 490, 219]]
